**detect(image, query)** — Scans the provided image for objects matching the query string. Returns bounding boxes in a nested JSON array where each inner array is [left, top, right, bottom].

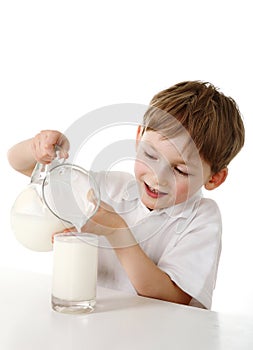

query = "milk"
[[11, 185, 71, 252], [11, 164, 99, 253], [52, 233, 98, 308]]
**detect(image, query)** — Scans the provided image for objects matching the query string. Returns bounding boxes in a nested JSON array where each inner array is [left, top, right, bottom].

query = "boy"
[[8, 81, 245, 309]]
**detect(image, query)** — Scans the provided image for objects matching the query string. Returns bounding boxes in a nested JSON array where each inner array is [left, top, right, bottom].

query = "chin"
[[140, 196, 163, 211]]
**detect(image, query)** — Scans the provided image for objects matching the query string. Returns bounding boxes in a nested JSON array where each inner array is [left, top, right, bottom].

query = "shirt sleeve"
[[157, 198, 222, 309]]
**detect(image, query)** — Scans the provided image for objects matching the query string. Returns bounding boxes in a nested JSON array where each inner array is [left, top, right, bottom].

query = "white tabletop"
[[0, 268, 252, 350]]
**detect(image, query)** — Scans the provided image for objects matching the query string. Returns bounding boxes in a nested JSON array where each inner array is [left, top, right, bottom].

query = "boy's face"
[[134, 129, 212, 210]]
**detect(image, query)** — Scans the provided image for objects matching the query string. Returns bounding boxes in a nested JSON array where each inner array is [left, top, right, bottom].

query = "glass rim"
[[54, 232, 98, 243]]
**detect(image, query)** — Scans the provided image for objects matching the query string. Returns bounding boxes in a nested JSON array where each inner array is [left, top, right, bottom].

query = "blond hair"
[[143, 81, 245, 173]]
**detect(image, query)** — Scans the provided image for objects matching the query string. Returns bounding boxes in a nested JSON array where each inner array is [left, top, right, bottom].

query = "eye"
[[174, 167, 189, 177], [144, 151, 158, 160]]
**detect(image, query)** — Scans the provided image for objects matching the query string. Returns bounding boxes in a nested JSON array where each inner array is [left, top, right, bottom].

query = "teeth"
[[149, 185, 158, 193]]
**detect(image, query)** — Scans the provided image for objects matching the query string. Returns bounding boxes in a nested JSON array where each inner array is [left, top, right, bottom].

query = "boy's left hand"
[[82, 200, 127, 236], [52, 199, 136, 248]]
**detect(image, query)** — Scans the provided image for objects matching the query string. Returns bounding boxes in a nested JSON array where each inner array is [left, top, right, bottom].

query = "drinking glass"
[[51, 232, 98, 314]]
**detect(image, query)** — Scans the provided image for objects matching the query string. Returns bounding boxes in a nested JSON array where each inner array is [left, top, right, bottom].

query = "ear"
[[135, 125, 143, 149], [204, 167, 228, 191]]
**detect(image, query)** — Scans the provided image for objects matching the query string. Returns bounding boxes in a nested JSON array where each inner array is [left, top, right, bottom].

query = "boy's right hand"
[[31, 130, 70, 164]]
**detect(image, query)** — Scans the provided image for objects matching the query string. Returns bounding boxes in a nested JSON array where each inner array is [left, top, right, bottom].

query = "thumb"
[[87, 189, 97, 205]]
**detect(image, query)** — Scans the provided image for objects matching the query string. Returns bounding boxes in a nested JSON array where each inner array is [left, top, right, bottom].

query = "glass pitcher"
[[10, 152, 100, 252]]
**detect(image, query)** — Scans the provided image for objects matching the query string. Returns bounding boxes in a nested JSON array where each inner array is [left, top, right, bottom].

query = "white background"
[[0, 0, 252, 315]]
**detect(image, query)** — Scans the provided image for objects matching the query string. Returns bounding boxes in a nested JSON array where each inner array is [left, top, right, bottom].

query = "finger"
[[59, 148, 69, 160], [51, 227, 76, 243], [87, 189, 96, 205], [44, 142, 57, 158], [32, 133, 56, 163], [63, 228, 76, 233], [39, 131, 62, 159], [45, 131, 70, 158]]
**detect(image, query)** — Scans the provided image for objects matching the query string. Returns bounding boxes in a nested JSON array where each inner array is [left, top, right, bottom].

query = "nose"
[[153, 163, 172, 188]]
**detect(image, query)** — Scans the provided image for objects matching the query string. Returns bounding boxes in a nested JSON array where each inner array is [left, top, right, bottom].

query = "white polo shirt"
[[93, 171, 222, 309]]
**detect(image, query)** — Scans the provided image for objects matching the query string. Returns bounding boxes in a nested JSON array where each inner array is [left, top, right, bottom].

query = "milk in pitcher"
[[11, 185, 70, 252]]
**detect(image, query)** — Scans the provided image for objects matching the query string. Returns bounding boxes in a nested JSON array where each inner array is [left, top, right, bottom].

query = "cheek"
[[134, 160, 144, 179], [174, 179, 190, 201], [175, 176, 200, 202], [134, 158, 154, 180]]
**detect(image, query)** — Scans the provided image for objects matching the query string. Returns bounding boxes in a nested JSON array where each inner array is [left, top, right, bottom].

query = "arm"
[[7, 130, 69, 176], [8, 138, 37, 176], [114, 241, 191, 304], [83, 201, 192, 305]]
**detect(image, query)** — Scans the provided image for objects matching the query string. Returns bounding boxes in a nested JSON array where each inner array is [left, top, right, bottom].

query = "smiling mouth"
[[144, 182, 167, 199]]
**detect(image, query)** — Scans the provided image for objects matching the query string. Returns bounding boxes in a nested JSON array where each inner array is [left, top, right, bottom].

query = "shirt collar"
[[122, 180, 203, 219]]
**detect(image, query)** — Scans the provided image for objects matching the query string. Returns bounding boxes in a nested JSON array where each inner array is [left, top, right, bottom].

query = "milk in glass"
[[51, 233, 98, 314]]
